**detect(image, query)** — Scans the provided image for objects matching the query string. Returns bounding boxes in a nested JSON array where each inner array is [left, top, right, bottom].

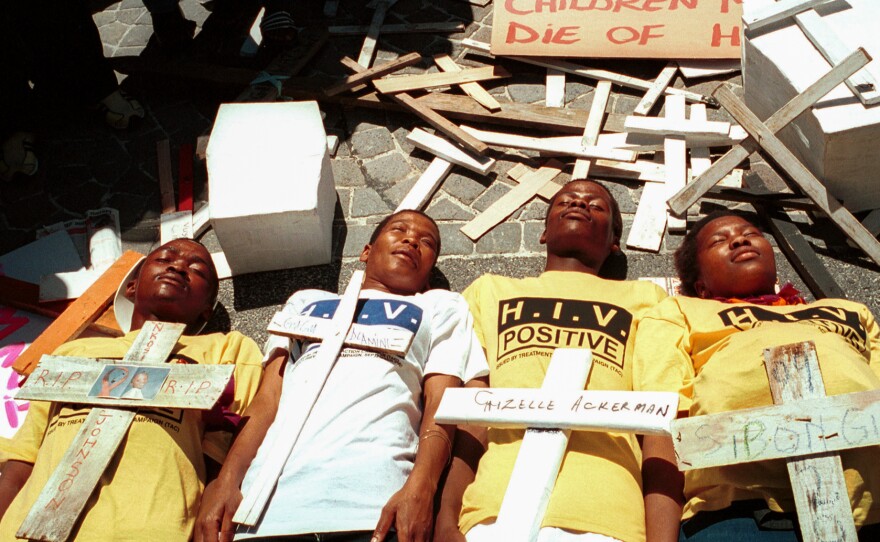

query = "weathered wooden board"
[[395, 158, 453, 212], [406, 128, 494, 174], [436, 388, 678, 436], [626, 154, 669, 252], [373, 66, 510, 94], [545, 69, 565, 108], [667, 47, 871, 216], [357, 0, 397, 68], [572, 80, 612, 180], [434, 54, 501, 112], [235, 271, 365, 526], [267, 312, 413, 356], [325, 52, 421, 96], [743, 0, 833, 32], [17, 356, 233, 410], [17, 322, 184, 542], [765, 342, 858, 542], [665, 96, 688, 232], [460, 125, 637, 162], [624, 116, 731, 138], [634, 63, 678, 116]]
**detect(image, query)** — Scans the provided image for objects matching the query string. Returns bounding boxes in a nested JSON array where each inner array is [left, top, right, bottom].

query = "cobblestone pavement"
[[2, 0, 879, 342]]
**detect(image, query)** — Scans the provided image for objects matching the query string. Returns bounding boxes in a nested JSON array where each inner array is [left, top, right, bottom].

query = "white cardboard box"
[[743, 0, 880, 212], [207, 101, 335, 275]]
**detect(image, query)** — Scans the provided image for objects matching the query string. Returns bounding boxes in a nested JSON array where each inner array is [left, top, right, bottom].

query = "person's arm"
[[0, 460, 33, 519], [195, 351, 286, 542], [433, 376, 488, 542], [642, 434, 684, 542], [372, 373, 460, 542]]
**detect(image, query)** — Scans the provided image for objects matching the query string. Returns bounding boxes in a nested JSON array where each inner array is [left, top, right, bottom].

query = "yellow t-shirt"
[[0, 330, 263, 542], [633, 296, 880, 526], [460, 271, 667, 542]]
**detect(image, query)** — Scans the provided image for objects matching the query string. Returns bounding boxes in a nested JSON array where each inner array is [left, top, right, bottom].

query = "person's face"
[[541, 180, 619, 265], [694, 215, 778, 299], [126, 239, 216, 329], [360, 212, 440, 295], [131, 372, 148, 389]]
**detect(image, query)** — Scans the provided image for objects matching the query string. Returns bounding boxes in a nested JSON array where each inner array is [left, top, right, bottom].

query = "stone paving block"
[[336, 224, 374, 258], [382, 176, 418, 208], [523, 222, 547, 254], [564, 82, 593, 105], [120, 24, 154, 48], [117, 8, 145, 24], [93, 11, 118, 27], [335, 188, 351, 221], [519, 199, 549, 221], [332, 158, 366, 187], [363, 153, 414, 187], [350, 128, 395, 159], [475, 222, 522, 254], [604, 180, 638, 214], [392, 126, 415, 155], [471, 182, 510, 213], [441, 171, 489, 205], [437, 224, 475, 256], [508, 81, 546, 104], [426, 197, 475, 221], [98, 21, 129, 46], [347, 109, 388, 135], [612, 93, 642, 116], [350, 187, 392, 218]]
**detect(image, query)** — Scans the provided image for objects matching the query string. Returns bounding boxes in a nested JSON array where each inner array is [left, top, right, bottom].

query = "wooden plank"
[[435, 387, 677, 435], [156, 140, 176, 214], [325, 52, 421, 96], [17, 322, 185, 542], [267, 312, 414, 356], [460, 39, 716, 105], [459, 125, 636, 162], [715, 85, 880, 266], [406, 128, 494, 174], [235, 271, 365, 526], [394, 158, 453, 212], [12, 252, 143, 376], [17, 356, 233, 410], [239, 7, 264, 58], [341, 57, 487, 155], [794, 9, 880, 106], [373, 66, 510, 94], [329, 22, 464, 36], [633, 63, 678, 116], [665, 96, 688, 232], [545, 69, 565, 108], [460, 160, 564, 241], [572, 80, 612, 180], [357, 0, 396, 68], [624, 116, 731, 137], [764, 342, 858, 542], [433, 54, 501, 112], [744, 0, 833, 31], [667, 47, 871, 216], [671, 387, 880, 470], [602, 126, 748, 152], [506, 163, 563, 201], [744, 173, 846, 299]]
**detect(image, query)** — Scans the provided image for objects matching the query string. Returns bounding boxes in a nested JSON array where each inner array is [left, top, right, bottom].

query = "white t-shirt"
[[236, 288, 488, 538]]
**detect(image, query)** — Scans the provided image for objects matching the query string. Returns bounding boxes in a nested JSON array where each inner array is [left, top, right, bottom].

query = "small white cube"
[[207, 101, 335, 275]]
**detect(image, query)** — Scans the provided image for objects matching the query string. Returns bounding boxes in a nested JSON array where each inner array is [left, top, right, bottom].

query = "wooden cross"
[[672, 341, 878, 541], [233, 269, 416, 526], [435, 348, 678, 542], [13, 321, 232, 542], [666, 47, 869, 216]]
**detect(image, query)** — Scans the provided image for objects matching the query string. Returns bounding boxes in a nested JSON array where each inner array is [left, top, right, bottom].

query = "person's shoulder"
[[285, 289, 337, 304]]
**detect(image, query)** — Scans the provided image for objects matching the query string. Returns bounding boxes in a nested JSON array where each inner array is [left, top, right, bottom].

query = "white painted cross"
[[233, 269, 416, 526], [13, 321, 234, 542], [435, 348, 678, 542], [672, 341, 875, 542]]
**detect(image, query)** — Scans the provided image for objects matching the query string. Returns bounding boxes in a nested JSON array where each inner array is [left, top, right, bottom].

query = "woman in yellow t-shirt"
[[634, 211, 880, 541]]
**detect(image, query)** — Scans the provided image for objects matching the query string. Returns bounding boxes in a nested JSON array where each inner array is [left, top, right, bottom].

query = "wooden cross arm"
[[743, 0, 833, 32], [460, 125, 637, 162], [672, 388, 880, 471], [666, 47, 871, 216], [267, 312, 414, 356], [406, 128, 494, 175], [12, 251, 143, 376], [373, 65, 511, 94], [325, 52, 422, 96], [434, 388, 678, 436], [623, 115, 731, 137]]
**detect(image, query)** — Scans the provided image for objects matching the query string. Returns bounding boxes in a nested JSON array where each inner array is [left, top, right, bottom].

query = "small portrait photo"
[[88, 365, 171, 401]]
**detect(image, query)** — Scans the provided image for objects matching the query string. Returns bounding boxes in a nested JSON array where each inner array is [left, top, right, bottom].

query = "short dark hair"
[[369, 209, 442, 256], [546, 180, 623, 244], [675, 210, 759, 297]]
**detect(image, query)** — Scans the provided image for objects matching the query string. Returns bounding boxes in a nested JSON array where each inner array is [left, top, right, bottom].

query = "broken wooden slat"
[[395, 158, 453, 212], [240, 7, 264, 57], [340, 57, 486, 155], [667, 47, 871, 216], [326, 52, 421, 96], [330, 22, 464, 36], [506, 163, 563, 201], [433, 54, 501, 112], [572, 80, 612, 180], [373, 66, 510, 94], [460, 125, 637, 162], [461, 160, 564, 241], [744, 0, 833, 31], [545, 69, 565, 108], [716, 85, 880, 266], [12, 251, 143, 375], [626, 154, 668, 252], [633, 63, 678, 116], [460, 39, 716, 105], [406, 128, 494, 175], [664, 96, 688, 232], [624, 116, 731, 137], [357, 0, 396, 68]]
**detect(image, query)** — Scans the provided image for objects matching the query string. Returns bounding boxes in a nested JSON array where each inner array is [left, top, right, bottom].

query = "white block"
[[743, 0, 880, 212], [207, 102, 335, 275]]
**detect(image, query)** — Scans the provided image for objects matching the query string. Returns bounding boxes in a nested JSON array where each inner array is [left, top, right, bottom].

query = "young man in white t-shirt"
[[195, 210, 487, 542]]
